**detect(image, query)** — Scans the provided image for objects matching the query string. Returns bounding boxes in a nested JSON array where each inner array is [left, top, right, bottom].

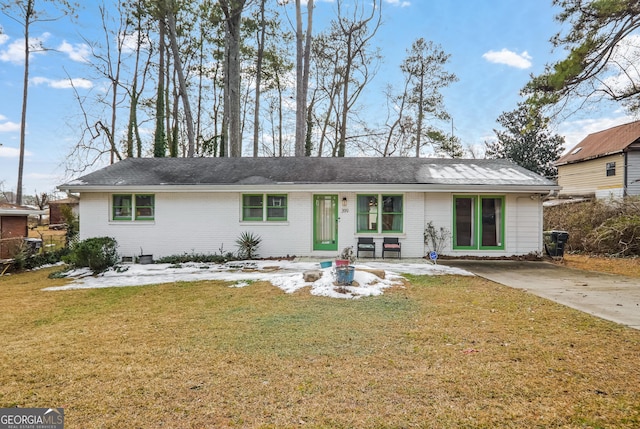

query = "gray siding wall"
[[627, 151, 640, 196]]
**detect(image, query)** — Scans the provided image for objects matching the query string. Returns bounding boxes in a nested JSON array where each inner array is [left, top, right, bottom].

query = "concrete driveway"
[[440, 260, 640, 330]]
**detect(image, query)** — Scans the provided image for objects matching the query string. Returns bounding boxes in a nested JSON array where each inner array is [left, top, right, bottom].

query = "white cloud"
[[0, 33, 50, 64], [0, 145, 21, 158], [482, 48, 532, 69], [598, 35, 640, 97], [58, 40, 90, 62], [0, 33, 9, 45], [0, 120, 20, 133], [31, 76, 93, 89], [119, 32, 151, 54], [0, 39, 26, 63], [384, 0, 411, 6]]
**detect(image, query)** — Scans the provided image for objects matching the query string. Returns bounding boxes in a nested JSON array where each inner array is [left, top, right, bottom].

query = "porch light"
[[342, 197, 347, 207]]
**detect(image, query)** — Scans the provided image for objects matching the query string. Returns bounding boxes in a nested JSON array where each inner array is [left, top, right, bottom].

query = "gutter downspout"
[[624, 151, 629, 197]]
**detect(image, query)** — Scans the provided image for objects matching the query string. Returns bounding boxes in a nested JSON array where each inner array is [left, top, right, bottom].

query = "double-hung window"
[[112, 194, 155, 221], [453, 196, 504, 250], [242, 194, 287, 221], [606, 162, 616, 177], [356, 194, 403, 233]]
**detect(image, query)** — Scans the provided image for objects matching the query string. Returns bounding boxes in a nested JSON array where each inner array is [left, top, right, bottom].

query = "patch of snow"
[[42, 259, 473, 299]]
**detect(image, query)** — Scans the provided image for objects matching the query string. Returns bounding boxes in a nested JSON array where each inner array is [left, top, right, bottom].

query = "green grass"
[[0, 268, 639, 428]]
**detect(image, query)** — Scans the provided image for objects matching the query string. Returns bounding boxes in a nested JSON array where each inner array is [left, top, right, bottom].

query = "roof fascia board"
[[0, 209, 46, 216], [60, 183, 560, 194], [556, 149, 625, 166]]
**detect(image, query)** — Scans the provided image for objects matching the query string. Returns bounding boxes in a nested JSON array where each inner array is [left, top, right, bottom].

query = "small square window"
[[606, 162, 616, 176]]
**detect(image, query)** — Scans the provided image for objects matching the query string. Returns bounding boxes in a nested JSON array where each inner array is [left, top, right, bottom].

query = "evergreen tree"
[[525, 0, 640, 113], [486, 103, 564, 178]]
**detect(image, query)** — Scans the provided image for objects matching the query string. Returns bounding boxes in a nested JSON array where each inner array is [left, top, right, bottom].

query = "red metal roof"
[[557, 120, 640, 165]]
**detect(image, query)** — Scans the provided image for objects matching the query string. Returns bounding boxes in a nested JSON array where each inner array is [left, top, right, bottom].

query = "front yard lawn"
[[1, 268, 639, 428]]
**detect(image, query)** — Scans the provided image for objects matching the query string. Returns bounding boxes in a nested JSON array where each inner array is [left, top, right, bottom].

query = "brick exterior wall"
[[0, 215, 28, 259]]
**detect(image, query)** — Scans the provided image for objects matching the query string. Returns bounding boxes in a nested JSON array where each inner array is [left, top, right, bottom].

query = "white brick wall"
[[78, 190, 544, 259]]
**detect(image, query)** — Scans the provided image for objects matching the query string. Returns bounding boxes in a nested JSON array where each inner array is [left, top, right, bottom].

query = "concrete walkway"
[[440, 260, 640, 330]]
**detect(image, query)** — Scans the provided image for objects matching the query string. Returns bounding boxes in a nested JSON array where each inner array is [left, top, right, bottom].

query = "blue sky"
[[0, 0, 635, 197]]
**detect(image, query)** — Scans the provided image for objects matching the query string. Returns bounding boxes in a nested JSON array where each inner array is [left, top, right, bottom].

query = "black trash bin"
[[543, 230, 569, 257]]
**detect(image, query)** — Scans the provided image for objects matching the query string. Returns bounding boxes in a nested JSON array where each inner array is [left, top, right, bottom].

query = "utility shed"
[[59, 157, 559, 260], [0, 203, 43, 259]]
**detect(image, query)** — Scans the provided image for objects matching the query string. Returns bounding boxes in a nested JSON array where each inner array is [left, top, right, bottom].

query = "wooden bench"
[[382, 237, 401, 259]]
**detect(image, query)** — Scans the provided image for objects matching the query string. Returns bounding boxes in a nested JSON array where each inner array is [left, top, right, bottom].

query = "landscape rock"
[[303, 270, 323, 282]]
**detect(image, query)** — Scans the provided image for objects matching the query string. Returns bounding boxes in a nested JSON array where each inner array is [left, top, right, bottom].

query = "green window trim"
[[112, 194, 155, 221], [113, 194, 132, 220], [135, 195, 155, 220], [242, 194, 288, 222], [453, 195, 505, 250], [356, 194, 403, 234], [266, 194, 288, 221], [242, 194, 264, 221]]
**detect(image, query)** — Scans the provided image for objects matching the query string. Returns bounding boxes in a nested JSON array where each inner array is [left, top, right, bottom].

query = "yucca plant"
[[235, 231, 262, 260]]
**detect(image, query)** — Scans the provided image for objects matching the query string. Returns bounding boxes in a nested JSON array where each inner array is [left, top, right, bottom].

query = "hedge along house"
[[58, 157, 559, 260], [556, 120, 640, 199]]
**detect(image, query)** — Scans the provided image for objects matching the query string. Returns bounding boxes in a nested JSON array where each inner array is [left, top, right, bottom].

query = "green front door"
[[313, 195, 338, 251]]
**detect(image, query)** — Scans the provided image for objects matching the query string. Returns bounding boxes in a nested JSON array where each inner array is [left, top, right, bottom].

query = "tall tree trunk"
[[415, 69, 424, 158], [253, 0, 266, 157], [16, 0, 33, 205], [294, 0, 313, 157], [164, 2, 196, 156], [196, 25, 204, 155], [127, 13, 143, 158], [221, 0, 244, 157], [154, 19, 167, 157]]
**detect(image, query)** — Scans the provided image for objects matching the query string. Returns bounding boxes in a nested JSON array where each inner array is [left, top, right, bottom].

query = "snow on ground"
[[42, 259, 473, 299]]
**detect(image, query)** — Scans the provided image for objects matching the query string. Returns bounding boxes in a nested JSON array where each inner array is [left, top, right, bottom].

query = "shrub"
[[64, 237, 119, 273], [544, 196, 640, 256], [585, 214, 640, 256], [23, 248, 70, 270], [235, 231, 262, 260], [155, 252, 235, 265], [60, 204, 79, 245], [424, 221, 449, 255]]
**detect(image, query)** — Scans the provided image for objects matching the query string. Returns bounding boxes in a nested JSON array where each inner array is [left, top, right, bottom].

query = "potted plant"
[[336, 246, 355, 266]]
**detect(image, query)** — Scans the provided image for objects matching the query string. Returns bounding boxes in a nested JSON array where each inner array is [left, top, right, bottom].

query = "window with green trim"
[[453, 196, 504, 250], [242, 194, 287, 221], [356, 194, 403, 233], [112, 194, 154, 221], [135, 195, 155, 220], [242, 195, 264, 221], [266, 195, 287, 220], [113, 195, 132, 220]]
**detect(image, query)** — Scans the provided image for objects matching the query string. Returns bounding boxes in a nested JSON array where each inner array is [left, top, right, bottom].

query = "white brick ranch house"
[[58, 157, 559, 260]]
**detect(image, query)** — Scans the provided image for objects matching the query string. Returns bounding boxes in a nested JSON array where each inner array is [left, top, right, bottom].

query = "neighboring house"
[[556, 120, 640, 199], [49, 195, 80, 226], [58, 157, 559, 260], [0, 203, 44, 259]]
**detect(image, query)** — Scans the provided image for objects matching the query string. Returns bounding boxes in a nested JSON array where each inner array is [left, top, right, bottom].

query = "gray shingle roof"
[[60, 157, 557, 190]]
